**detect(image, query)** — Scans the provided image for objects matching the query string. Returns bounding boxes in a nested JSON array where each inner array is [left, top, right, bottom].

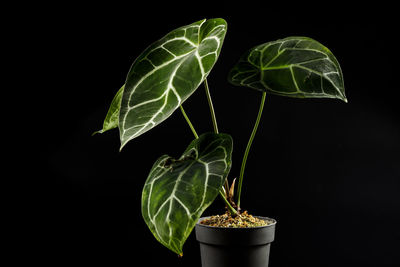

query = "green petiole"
[[237, 91, 267, 209], [204, 79, 219, 134], [180, 105, 199, 139]]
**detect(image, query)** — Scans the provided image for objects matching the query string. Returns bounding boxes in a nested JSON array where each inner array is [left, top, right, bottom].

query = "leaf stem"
[[180, 105, 199, 139], [219, 190, 237, 215], [203, 79, 237, 214], [204, 79, 219, 134], [237, 91, 267, 209]]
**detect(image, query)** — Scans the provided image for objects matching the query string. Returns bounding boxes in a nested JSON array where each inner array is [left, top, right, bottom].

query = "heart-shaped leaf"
[[141, 133, 233, 255], [119, 18, 227, 149], [228, 37, 346, 102], [93, 85, 124, 135]]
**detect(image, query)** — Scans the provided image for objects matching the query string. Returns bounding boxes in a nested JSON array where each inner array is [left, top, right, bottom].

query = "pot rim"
[[196, 216, 277, 229]]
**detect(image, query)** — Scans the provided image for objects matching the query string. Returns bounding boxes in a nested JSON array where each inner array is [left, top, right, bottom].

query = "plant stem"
[[180, 105, 198, 139], [203, 79, 237, 214], [219, 190, 237, 215], [237, 91, 267, 209], [204, 79, 219, 134]]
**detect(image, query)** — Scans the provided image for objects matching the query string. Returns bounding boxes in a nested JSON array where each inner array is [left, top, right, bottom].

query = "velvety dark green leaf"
[[142, 133, 233, 255], [93, 85, 124, 135], [119, 18, 227, 149], [228, 37, 346, 102]]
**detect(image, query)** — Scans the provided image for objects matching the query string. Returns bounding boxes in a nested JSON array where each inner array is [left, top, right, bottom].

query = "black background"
[[31, 3, 399, 267]]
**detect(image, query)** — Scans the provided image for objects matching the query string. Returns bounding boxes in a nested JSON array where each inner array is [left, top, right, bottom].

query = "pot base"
[[199, 243, 271, 267]]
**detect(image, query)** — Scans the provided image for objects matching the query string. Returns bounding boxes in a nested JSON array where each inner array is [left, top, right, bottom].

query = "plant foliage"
[[95, 19, 346, 256], [142, 133, 232, 255], [228, 37, 346, 102]]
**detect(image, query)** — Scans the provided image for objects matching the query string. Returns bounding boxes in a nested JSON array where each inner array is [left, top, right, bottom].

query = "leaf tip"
[[91, 130, 103, 136], [119, 145, 125, 152], [339, 92, 348, 103], [119, 141, 126, 152], [338, 87, 347, 103], [119, 134, 131, 152]]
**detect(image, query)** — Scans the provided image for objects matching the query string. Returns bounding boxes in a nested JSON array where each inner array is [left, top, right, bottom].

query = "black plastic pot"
[[195, 216, 276, 267]]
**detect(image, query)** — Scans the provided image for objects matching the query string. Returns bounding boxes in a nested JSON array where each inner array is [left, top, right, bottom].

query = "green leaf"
[[119, 18, 227, 149], [228, 36, 346, 102], [93, 85, 124, 135], [142, 133, 233, 255]]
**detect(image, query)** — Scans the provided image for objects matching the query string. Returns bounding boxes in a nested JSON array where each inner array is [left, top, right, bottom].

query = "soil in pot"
[[199, 210, 273, 227]]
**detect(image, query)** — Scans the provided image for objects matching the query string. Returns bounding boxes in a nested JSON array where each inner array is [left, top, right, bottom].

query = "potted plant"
[[94, 18, 346, 267]]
